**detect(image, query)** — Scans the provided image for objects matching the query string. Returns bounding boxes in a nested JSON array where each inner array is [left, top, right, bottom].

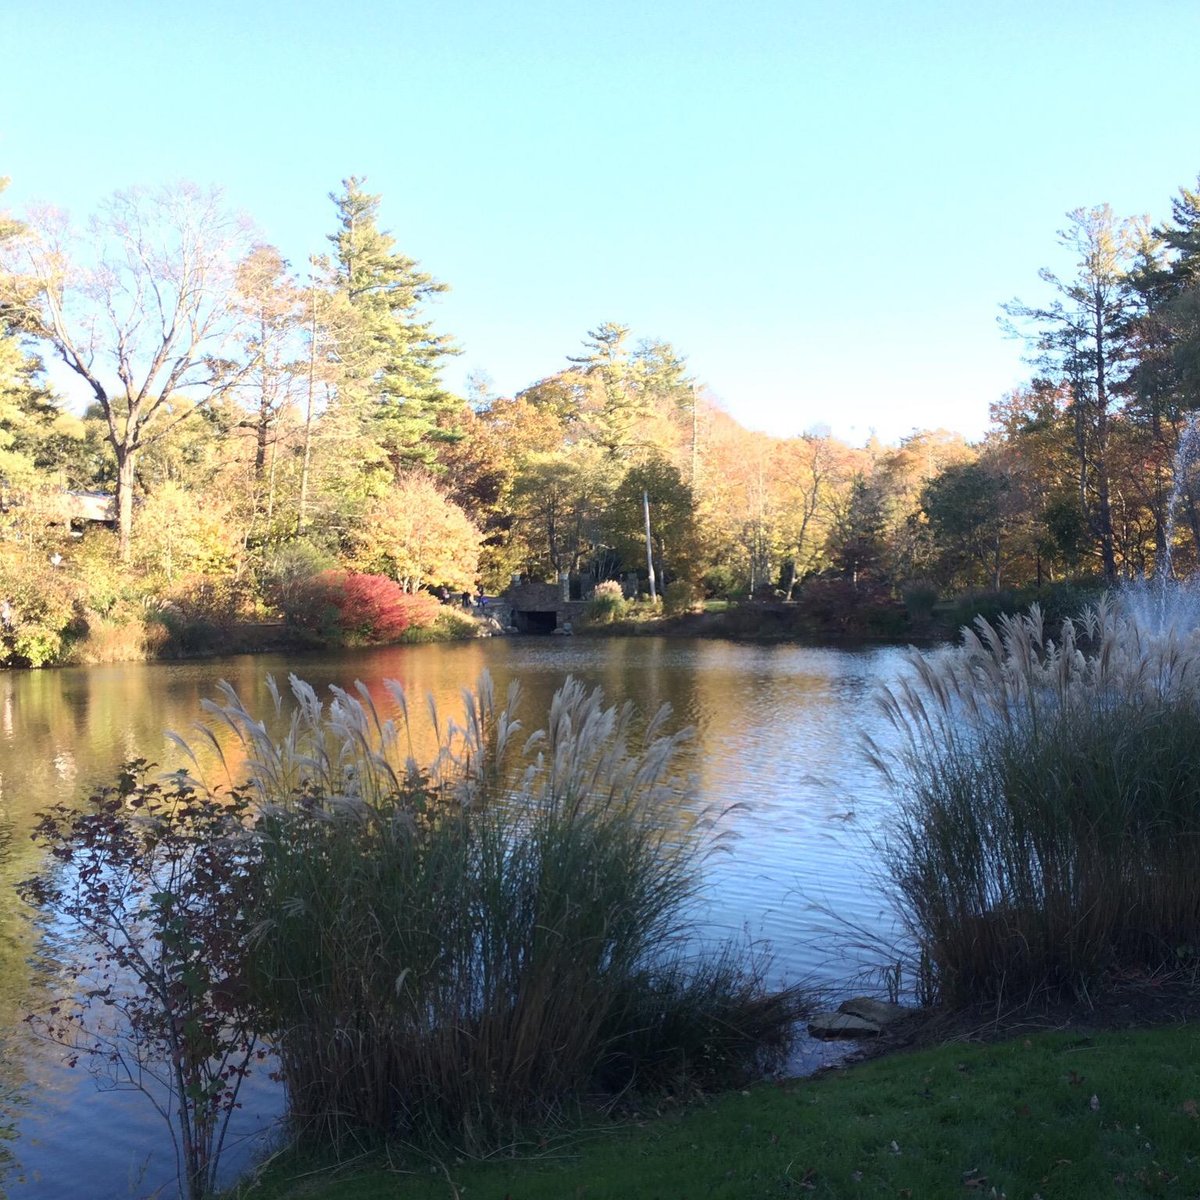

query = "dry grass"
[[66, 612, 169, 664], [871, 597, 1200, 1007], [172, 673, 806, 1152]]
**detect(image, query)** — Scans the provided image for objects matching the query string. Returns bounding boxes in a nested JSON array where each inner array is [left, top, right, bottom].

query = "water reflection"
[[0, 636, 911, 1200]]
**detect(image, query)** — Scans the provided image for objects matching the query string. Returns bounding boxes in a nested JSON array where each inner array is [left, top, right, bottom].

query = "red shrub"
[[306, 572, 440, 644]]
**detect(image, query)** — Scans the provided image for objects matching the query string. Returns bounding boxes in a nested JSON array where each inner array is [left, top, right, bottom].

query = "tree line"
[[1, 172, 1200, 663]]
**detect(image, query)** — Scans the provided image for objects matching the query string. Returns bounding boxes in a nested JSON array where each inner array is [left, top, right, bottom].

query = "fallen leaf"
[[1067, 1069, 1084, 1086]]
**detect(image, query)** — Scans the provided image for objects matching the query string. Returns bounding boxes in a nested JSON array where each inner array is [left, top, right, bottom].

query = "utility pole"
[[298, 263, 318, 535]]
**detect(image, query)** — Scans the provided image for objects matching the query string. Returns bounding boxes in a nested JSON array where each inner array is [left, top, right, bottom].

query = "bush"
[[65, 610, 169, 664], [873, 598, 1200, 1008], [185, 674, 805, 1150], [292, 571, 440, 645], [0, 552, 79, 666], [702, 564, 745, 600], [426, 606, 482, 641], [901, 580, 939, 625], [588, 579, 627, 624], [663, 579, 701, 617], [22, 768, 261, 1200], [259, 540, 334, 623]]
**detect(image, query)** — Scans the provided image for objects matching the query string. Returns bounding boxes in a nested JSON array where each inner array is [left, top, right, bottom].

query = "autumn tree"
[[1004, 206, 1143, 581], [988, 384, 1085, 583], [436, 394, 564, 588], [829, 474, 889, 590], [773, 433, 852, 597], [921, 458, 1009, 589], [1, 184, 255, 558], [231, 246, 306, 503], [607, 455, 699, 587], [510, 446, 611, 578], [347, 473, 481, 593]]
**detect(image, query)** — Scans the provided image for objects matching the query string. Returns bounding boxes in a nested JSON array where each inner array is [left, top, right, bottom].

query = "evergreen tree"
[[327, 178, 459, 472], [0, 181, 60, 488], [830, 474, 888, 590]]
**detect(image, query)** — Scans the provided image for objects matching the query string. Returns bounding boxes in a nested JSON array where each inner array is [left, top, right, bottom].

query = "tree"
[[231, 246, 306, 497], [510, 446, 610, 578], [988, 384, 1085, 584], [1128, 179, 1200, 566], [921, 459, 1009, 589], [0, 180, 59, 489], [607, 455, 699, 587], [1003, 205, 1143, 581], [1, 184, 255, 558], [435, 395, 562, 588], [21, 770, 263, 1200], [347, 474, 481, 593], [773, 433, 846, 597], [566, 323, 653, 456], [829, 474, 888, 590], [326, 178, 459, 473]]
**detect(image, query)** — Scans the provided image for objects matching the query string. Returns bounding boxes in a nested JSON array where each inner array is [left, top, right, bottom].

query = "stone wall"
[[503, 581, 589, 633]]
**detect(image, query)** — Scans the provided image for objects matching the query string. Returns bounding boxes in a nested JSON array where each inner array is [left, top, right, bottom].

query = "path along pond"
[[0, 635, 916, 1200]]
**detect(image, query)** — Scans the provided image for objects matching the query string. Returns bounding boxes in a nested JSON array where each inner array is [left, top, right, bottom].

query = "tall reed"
[[175, 673, 803, 1149], [871, 599, 1200, 1007]]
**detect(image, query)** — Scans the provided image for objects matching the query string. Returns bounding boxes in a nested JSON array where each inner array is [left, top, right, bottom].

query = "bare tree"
[[2, 184, 254, 558]]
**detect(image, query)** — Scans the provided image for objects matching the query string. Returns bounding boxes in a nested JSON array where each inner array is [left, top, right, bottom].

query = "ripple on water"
[[0, 636, 916, 1199]]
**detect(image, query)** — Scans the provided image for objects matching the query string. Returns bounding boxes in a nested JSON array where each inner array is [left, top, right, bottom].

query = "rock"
[[837, 996, 912, 1026], [807, 1011, 883, 1039]]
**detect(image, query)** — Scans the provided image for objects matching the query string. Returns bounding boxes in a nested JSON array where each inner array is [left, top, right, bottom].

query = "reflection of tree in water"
[[0, 639, 900, 1191], [0, 802, 29, 1187]]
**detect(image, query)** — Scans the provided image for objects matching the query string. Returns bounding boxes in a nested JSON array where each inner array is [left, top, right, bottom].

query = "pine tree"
[[327, 178, 459, 472], [0, 180, 60, 489], [1003, 205, 1142, 582]]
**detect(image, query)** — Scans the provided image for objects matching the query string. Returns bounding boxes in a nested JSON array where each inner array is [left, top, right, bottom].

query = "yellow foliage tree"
[[349, 474, 481, 593]]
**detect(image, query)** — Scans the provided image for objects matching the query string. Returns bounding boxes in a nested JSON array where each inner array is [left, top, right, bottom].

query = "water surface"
[[0, 636, 911, 1199]]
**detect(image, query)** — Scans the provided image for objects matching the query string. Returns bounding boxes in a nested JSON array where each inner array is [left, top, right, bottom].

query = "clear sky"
[[3, 0, 1198, 445]]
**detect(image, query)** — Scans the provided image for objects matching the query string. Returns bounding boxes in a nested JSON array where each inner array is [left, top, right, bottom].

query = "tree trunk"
[[116, 448, 136, 562], [642, 490, 657, 602]]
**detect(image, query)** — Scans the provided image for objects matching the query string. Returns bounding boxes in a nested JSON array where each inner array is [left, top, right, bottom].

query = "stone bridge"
[[502, 580, 590, 634]]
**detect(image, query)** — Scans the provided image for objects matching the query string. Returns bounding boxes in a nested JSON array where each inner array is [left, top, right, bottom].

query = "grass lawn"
[[231, 1023, 1200, 1199]]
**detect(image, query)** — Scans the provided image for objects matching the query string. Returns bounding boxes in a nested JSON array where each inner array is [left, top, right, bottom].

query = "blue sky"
[[3, 0, 1198, 445]]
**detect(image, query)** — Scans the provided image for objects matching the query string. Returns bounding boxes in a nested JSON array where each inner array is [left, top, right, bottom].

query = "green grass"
[[233, 1024, 1200, 1199]]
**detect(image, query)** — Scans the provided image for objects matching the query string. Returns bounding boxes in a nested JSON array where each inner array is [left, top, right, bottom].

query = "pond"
[[0, 636, 914, 1199]]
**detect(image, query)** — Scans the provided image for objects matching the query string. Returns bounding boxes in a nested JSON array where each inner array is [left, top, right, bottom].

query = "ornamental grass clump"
[[587, 579, 627, 623], [176, 673, 803, 1150], [871, 597, 1200, 1008]]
